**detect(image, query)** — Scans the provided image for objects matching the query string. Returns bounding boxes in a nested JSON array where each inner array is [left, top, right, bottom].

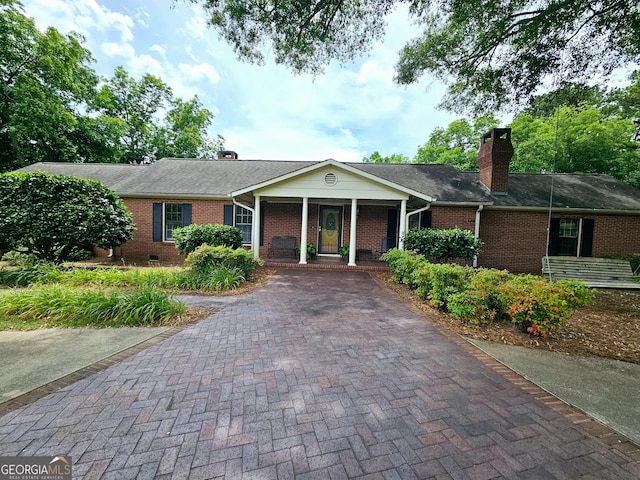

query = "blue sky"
[[23, 0, 461, 162]]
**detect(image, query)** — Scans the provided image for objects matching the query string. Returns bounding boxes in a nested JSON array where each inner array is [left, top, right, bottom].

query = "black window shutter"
[[260, 206, 265, 246], [152, 203, 162, 242], [182, 204, 192, 226], [420, 210, 432, 229], [223, 204, 234, 226], [386, 209, 398, 249], [548, 218, 560, 256], [581, 219, 594, 257]]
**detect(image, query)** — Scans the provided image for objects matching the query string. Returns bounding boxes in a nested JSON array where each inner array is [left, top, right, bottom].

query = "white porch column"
[[398, 199, 407, 250], [299, 197, 309, 264], [252, 195, 261, 259], [348, 198, 357, 266]]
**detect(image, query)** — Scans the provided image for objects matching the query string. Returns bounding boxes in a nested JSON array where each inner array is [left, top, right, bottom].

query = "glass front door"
[[318, 206, 342, 254]]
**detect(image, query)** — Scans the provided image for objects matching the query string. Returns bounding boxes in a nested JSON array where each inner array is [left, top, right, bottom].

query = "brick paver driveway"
[[1, 269, 638, 479]]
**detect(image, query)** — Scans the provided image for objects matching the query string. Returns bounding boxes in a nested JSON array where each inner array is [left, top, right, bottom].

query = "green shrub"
[[0, 171, 134, 264], [185, 245, 262, 277], [402, 228, 482, 263], [447, 269, 512, 325], [428, 263, 472, 308], [411, 264, 433, 298], [447, 290, 492, 325], [173, 224, 243, 255], [496, 276, 593, 336], [382, 248, 427, 286]]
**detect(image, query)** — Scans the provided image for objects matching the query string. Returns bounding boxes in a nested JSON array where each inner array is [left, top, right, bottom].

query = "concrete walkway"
[[467, 339, 640, 446], [0, 269, 639, 479], [0, 327, 169, 403]]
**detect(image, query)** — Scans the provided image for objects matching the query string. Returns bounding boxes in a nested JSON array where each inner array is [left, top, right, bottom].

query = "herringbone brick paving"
[[0, 269, 638, 479]]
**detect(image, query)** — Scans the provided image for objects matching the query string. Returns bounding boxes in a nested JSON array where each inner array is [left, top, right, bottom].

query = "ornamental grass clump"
[[0, 285, 185, 329]]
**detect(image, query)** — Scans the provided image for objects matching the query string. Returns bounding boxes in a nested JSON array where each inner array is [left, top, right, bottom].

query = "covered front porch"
[[232, 159, 433, 267]]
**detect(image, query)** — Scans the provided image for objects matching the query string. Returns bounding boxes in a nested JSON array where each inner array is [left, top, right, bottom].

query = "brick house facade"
[[21, 129, 640, 274]]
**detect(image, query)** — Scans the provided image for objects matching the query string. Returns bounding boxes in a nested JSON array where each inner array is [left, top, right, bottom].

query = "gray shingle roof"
[[18, 159, 640, 212], [458, 172, 640, 211]]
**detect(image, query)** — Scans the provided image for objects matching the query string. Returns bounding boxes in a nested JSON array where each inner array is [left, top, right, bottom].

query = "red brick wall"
[[478, 210, 640, 273], [261, 203, 303, 257], [591, 214, 640, 257], [430, 206, 477, 231], [478, 210, 549, 273], [97, 198, 229, 265], [98, 197, 640, 272]]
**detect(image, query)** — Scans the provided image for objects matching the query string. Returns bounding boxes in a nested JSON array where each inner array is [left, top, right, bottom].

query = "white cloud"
[[101, 42, 135, 58], [185, 6, 208, 40], [178, 63, 220, 84], [150, 44, 167, 57], [129, 54, 165, 78]]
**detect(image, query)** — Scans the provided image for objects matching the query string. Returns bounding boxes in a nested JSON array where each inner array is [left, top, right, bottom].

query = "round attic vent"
[[324, 172, 338, 186]]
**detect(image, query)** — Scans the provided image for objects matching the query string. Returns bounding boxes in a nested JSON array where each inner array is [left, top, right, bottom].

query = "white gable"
[[254, 165, 408, 200]]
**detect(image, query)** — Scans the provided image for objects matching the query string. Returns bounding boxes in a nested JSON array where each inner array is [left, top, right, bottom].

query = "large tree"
[[1, 2, 224, 169], [93, 67, 223, 163], [510, 106, 640, 187], [413, 115, 499, 170], [0, 172, 135, 263], [0, 0, 97, 172], [192, 0, 640, 113]]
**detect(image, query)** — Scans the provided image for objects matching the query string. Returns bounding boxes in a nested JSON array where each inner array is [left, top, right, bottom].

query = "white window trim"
[[163, 203, 183, 243]]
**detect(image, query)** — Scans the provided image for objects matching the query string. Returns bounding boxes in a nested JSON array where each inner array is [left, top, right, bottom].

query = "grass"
[[0, 263, 251, 330], [0, 285, 186, 330], [0, 263, 247, 291]]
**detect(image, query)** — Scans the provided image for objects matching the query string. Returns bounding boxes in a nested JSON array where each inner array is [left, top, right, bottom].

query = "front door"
[[318, 206, 342, 254]]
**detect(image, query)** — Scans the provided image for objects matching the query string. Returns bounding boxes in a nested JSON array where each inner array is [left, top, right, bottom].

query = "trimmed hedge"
[[173, 224, 243, 255], [402, 228, 482, 262], [383, 249, 593, 336]]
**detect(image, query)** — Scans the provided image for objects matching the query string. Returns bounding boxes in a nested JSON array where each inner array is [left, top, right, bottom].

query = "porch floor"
[[263, 255, 390, 271]]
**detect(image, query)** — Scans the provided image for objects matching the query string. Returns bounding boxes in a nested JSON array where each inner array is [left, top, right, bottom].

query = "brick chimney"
[[478, 128, 513, 194], [217, 150, 238, 159]]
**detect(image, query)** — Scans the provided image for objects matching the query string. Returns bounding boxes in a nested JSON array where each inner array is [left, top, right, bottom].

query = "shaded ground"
[[373, 272, 640, 365]]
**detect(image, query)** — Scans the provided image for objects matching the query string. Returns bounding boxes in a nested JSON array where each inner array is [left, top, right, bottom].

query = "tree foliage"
[[362, 151, 409, 163], [92, 67, 223, 164], [0, 0, 97, 171], [510, 106, 640, 187], [413, 77, 640, 188], [396, 1, 640, 113], [413, 115, 499, 170], [0, 2, 223, 171], [193, 0, 640, 113], [193, 0, 395, 75], [0, 172, 135, 263]]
